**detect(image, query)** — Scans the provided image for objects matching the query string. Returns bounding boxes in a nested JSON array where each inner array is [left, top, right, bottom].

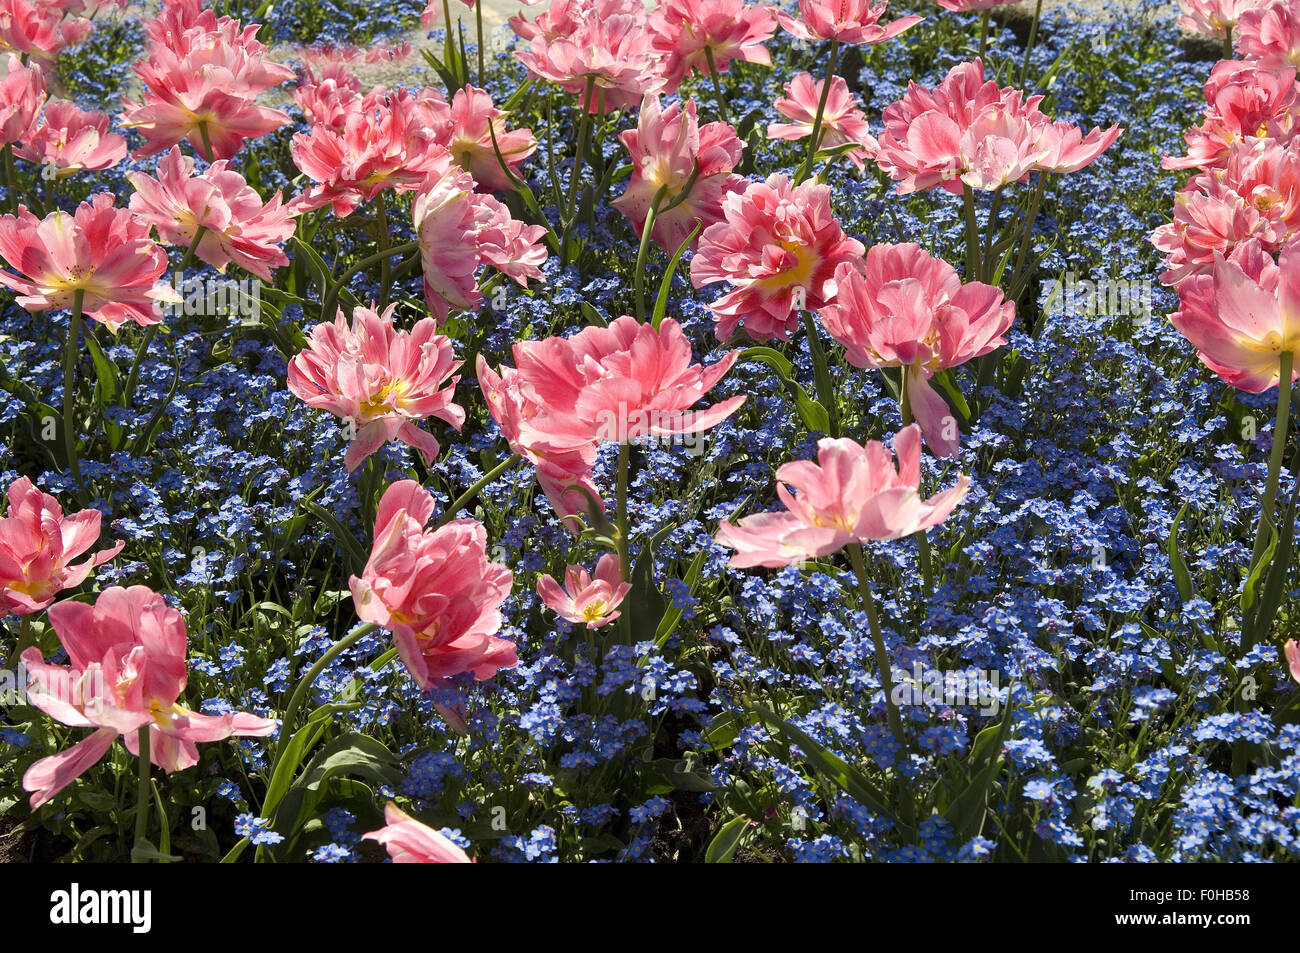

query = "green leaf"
[[740, 346, 830, 434], [300, 500, 368, 575], [1167, 502, 1195, 604], [655, 546, 707, 647], [705, 815, 748, 863], [747, 702, 898, 829], [651, 220, 702, 329], [932, 368, 971, 422], [943, 686, 1017, 840], [1241, 527, 1278, 612], [639, 757, 715, 794]]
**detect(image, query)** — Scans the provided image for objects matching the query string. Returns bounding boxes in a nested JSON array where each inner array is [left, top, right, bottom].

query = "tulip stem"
[[847, 543, 907, 752], [899, 381, 935, 592], [177, 223, 206, 274], [702, 45, 732, 127], [1011, 174, 1047, 304], [978, 11, 990, 60], [273, 621, 378, 768], [795, 40, 839, 184], [1020, 0, 1044, 84], [4, 614, 35, 671], [802, 310, 840, 437], [565, 77, 597, 228], [62, 289, 85, 496], [633, 185, 670, 322], [475, 0, 485, 86], [375, 191, 392, 310], [434, 454, 523, 529], [132, 725, 152, 861], [318, 240, 420, 322], [1223, 33, 1234, 61], [961, 187, 982, 284], [197, 121, 215, 164], [1244, 350, 1294, 648], [616, 441, 631, 581], [982, 187, 1004, 283]]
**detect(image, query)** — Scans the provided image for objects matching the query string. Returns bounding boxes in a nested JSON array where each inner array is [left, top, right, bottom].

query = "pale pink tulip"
[[0, 193, 177, 330], [435, 84, 537, 192], [715, 424, 969, 567], [128, 146, 296, 281], [287, 303, 464, 471], [612, 95, 746, 254], [21, 585, 275, 809], [0, 54, 43, 145], [1178, 0, 1268, 39], [768, 72, 877, 170], [364, 802, 473, 863], [691, 173, 866, 341], [1237, 0, 1300, 68], [537, 553, 631, 626], [0, 477, 122, 616], [1169, 238, 1300, 392], [776, 0, 921, 45], [349, 480, 516, 690], [648, 0, 778, 92], [820, 243, 1014, 457], [1163, 61, 1299, 172], [0, 0, 92, 67], [15, 99, 126, 175]]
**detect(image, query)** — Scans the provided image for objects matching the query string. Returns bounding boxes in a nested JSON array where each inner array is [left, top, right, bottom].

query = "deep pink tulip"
[[0, 0, 92, 68], [691, 173, 866, 341], [21, 585, 275, 809], [128, 146, 296, 281], [612, 95, 746, 254], [349, 480, 516, 690], [1237, 0, 1300, 68], [776, 0, 921, 46], [0, 193, 177, 330], [15, 99, 127, 174], [768, 72, 877, 170], [1163, 61, 1299, 172], [412, 155, 549, 321], [287, 303, 465, 471], [537, 553, 631, 627], [0, 477, 122, 616], [820, 243, 1014, 457], [647, 0, 778, 92], [1169, 238, 1300, 392], [511, 315, 747, 446], [364, 802, 473, 863], [435, 84, 537, 192], [715, 424, 969, 567]]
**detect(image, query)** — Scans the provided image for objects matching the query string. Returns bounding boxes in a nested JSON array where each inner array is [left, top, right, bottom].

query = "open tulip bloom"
[[537, 553, 632, 627], [21, 586, 275, 809], [716, 424, 969, 568], [364, 802, 473, 862]]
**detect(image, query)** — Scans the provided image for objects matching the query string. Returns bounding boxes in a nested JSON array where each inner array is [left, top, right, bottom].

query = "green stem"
[[565, 77, 597, 229], [702, 45, 732, 127], [433, 454, 523, 529], [1020, 0, 1044, 83], [177, 223, 206, 273], [633, 185, 669, 322], [847, 543, 907, 751], [802, 310, 840, 436], [795, 40, 839, 184], [1223, 33, 1234, 61], [272, 622, 378, 768], [1010, 174, 1047, 298], [978, 10, 990, 60], [1246, 350, 1294, 605], [961, 186, 982, 284], [899, 379, 934, 591], [442, 0, 458, 84], [62, 289, 85, 495], [318, 240, 420, 322], [132, 725, 152, 861], [4, 614, 35, 671], [982, 187, 1004, 284], [616, 441, 631, 581], [197, 121, 215, 164], [475, 0, 485, 86], [375, 191, 392, 310]]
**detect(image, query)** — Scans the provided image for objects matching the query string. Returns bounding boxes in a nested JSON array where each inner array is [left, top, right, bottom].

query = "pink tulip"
[[820, 243, 1014, 457], [0, 193, 177, 330], [935, 0, 1019, 9], [511, 315, 747, 446], [715, 424, 970, 567], [0, 0, 92, 68], [537, 553, 631, 627], [874, 59, 1119, 194], [421, 0, 477, 29], [768, 72, 877, 171], [1163, 61, 1299, 172], [287, 303, 465, 471], [612, 95, 747, 254], [516, 3, 664, 114], [776, 0, 921, 46], [349, 480, 517, 690], [477, 355, 604, 527], [511, 0, 636, 43], [0, 55, 43, 146], [14, 99, 127, 175], [290, 87, 448, 217], [412, 155, 549, 321], [1152, 137, 1300, 286], [1286, 639, 1300, 684], [1237, 0, 1300, 68], [1178, 0, 1268, 39], [436, 85, 537, 192], [20, 585, 275, 809], [647, 0, 778, 92], [364, 802, 473, 863], [119, 1, 293, 160], [691, 173, 866, 341], [292, 61, 365, 132], [0, 477, 122, 616], [1169, 238, 1300, 392], [127, 146, 296, 282]]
